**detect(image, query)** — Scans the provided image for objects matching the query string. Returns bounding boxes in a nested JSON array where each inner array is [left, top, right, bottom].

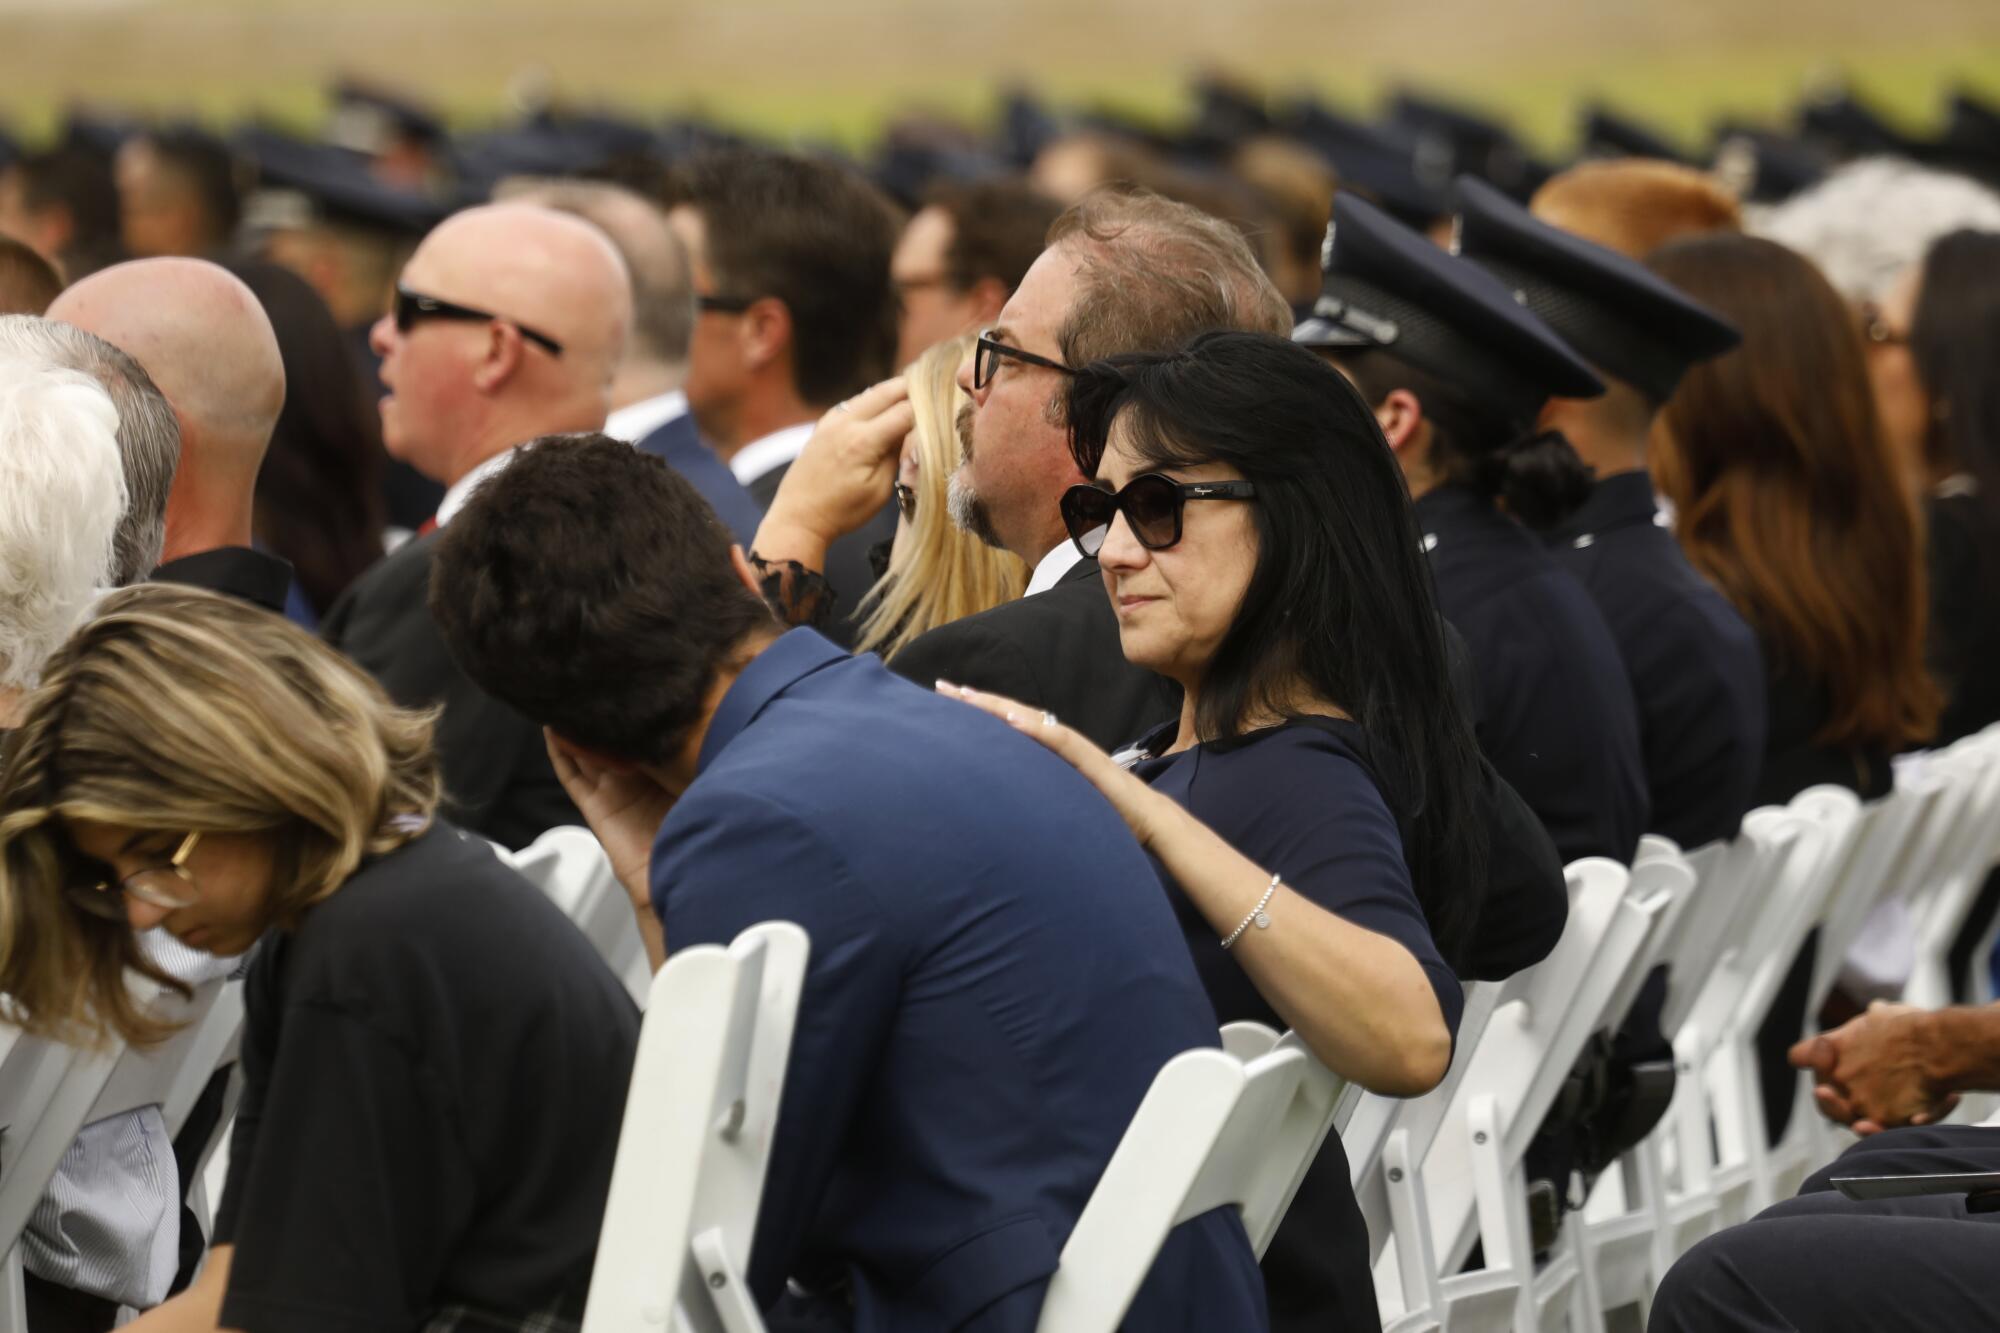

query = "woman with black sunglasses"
[[948, 329, 1488, 1332]]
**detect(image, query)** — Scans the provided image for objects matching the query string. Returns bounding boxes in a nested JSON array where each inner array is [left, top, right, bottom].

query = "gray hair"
[[0, 316, 179, 584], [1047, 188, 1294, 371], [497, 177, 694, 370], [1750, 157, 2000, 305], [0, 354, 128, 687]]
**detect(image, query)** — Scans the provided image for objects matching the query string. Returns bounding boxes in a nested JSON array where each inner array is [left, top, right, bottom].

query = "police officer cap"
[[1452, 174, 1740, 402], [1293, 189, 1603, 419]]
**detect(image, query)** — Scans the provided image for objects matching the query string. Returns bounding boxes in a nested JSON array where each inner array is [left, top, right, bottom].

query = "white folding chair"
[[1904, 738, 2000, 1009], [1035, 1033, 1314, 1333], [1387, 860, 1669, 1333], [0, 977, 240, 1333], [1215, 1022, 1351, 1258], [581, 921, 809, 1333], [500, 826, 654, 1005]]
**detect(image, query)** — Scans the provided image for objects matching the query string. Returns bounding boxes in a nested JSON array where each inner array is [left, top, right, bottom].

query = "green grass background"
[[2, 0, 1998, 154]]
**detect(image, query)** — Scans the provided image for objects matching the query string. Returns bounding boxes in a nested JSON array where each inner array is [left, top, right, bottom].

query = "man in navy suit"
[[508, 177, 762, 543], [431, 433, 1269, 1332]]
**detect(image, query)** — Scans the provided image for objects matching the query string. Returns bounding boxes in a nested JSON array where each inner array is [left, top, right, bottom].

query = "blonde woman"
[[0, 585, 638, 1333], [857, 333, 1028, 657]]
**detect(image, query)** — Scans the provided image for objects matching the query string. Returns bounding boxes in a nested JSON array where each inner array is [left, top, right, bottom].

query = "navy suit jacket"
[[649, 630, 1268, 1332], [1541, 472, 1767, 849], [1417, 484, 1651, 864], [635, 410, 764, 546]]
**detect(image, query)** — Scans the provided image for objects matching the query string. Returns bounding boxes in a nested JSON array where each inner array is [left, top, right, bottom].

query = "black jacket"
[[889, 555, 1566, 982], [321, 532, 575, 850]]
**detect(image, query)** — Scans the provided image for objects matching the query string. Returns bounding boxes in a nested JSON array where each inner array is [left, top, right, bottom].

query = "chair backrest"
[[581, 921, 810, 1333], [0, 976, 233, 1256], [498, 826, 653, 1004], [1813, 776, 1944, 1005], [1602, 843, 1697, 1027], [1036, 1041, 1307, 1333], [1419, 859, 1670, 1270], [1354, 979, 1505, 1266]]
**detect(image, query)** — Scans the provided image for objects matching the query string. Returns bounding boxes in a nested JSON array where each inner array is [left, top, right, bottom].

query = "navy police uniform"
[[1453, 175, 1767, 852], [1296, 192, 1649, 866]]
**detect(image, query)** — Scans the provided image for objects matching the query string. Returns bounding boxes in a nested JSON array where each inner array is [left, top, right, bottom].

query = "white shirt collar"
[[1025, 540, 1086, 597], [603, 389, 689, 444], [728, 421, 817, 486], [434, 448, 519, 530]]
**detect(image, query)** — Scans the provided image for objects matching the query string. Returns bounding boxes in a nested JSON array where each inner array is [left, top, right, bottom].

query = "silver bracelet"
[[1221, 872, 1281, 950]]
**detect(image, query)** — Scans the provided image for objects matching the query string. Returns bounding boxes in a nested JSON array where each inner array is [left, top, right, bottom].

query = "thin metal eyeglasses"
[[394, 285, 565, 357], [973, 333, 1076, 391], [65, 831, 202, 921], [1060, 474, 1260, 560]]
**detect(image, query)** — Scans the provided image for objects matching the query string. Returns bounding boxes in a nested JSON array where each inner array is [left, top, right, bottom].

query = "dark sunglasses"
[[393, 285, 565, 357], [893, 481, 917, 521], [696, 293, 759, 314], [1060, 474, 1259, 559], [973, 333, 1075, 391]]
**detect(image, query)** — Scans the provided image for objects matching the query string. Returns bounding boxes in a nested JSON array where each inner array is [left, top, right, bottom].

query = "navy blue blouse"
[[1131, 717, 1464, 1047], [1132, 715, 1461, 1333]]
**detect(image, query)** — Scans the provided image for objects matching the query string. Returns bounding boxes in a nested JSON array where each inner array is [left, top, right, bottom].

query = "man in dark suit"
[[505, 177, 761, 544], [320, 202, 633, 849], [431, 433, 1269, 1332], [666, 148, 902, 640], [46, 258, 295, 611]]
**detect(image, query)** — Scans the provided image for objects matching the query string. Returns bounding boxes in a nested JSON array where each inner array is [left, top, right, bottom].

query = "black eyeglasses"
[[893, 481, 917, 521], [973, 333, 1075, 391], [1060, 474, 1259, 559], [696, 293, 759, 314], [394, 286, 565, 357]]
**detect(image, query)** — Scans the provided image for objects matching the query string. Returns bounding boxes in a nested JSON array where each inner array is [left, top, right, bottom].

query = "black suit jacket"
[[321, 532, 576, 850], [153, 546, 294, 614], [889, 556, 1567, 982], [749, 460, 899, 650]]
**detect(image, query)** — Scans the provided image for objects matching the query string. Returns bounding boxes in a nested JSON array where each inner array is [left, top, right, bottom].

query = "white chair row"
[[1364, 719, 2000, 1333], [576, 921, 1351, 1333], [0, 976, 243, 1333]]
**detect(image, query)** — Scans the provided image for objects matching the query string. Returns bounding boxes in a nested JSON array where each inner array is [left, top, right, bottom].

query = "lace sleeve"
[[747, 552, 837, 631]]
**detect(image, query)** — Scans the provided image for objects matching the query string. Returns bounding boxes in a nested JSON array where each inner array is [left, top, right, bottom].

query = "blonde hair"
[[1530, 159, 1743, 259], [0, 584, 440, 1045], [856, 334, 1029, 658]]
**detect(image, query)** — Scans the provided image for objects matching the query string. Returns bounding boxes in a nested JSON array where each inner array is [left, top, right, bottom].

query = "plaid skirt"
[[421, 1305, 581, 1333]]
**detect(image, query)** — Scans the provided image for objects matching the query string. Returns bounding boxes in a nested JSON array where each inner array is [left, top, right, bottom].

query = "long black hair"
[[1066, 329, 1488, 966], [224, 260, 387, 614], [1912, 229, 2000, 508]]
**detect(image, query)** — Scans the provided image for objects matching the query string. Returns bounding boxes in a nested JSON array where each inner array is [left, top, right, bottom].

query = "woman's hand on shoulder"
[[938, 682, 1175, 851]]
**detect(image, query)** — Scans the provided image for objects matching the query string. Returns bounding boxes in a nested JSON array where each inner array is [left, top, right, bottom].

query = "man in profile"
[[321, 201, 632, 848], [891, 177, 1061, 367]]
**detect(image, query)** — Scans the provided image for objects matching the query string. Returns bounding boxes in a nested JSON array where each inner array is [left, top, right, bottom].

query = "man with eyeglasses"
[[890, 178, 1062, 369], [320, 201, 633, 851], [663, 148, 901, 642]]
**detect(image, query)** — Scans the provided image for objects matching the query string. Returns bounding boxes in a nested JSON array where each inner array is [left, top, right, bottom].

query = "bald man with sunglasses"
[[321, 202, 632, 850]]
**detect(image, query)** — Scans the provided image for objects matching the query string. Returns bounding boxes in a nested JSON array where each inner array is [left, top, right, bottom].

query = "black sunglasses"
[[394, 286, 565, 357], [1060, 474, 1259, 559], [696, 293, 760, 314], [973, 333, 1075, 391], [893, 481, 917, 521]]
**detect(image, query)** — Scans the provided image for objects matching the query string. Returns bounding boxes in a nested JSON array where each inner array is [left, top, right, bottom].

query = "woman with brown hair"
[[1646, 233, 1942, 1147], [1646, 233, 1940, 805], [0, 584, 638, 1333]]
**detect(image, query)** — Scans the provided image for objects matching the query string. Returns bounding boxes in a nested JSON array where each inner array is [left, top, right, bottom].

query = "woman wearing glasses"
[[0, 585, 639, 1333], [949, 330, 1486, 1332]]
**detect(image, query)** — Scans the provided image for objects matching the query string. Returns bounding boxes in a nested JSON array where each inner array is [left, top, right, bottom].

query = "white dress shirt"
[[728, 421, 816, 488], [603, 389, 690, 444], [433, 448, 520, 531], [1024, 540, 1086, 598]]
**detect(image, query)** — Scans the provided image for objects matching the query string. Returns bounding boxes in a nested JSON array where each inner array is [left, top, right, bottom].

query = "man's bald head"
[[370, 202, 632, 485], [46, 257, 284, 559]]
